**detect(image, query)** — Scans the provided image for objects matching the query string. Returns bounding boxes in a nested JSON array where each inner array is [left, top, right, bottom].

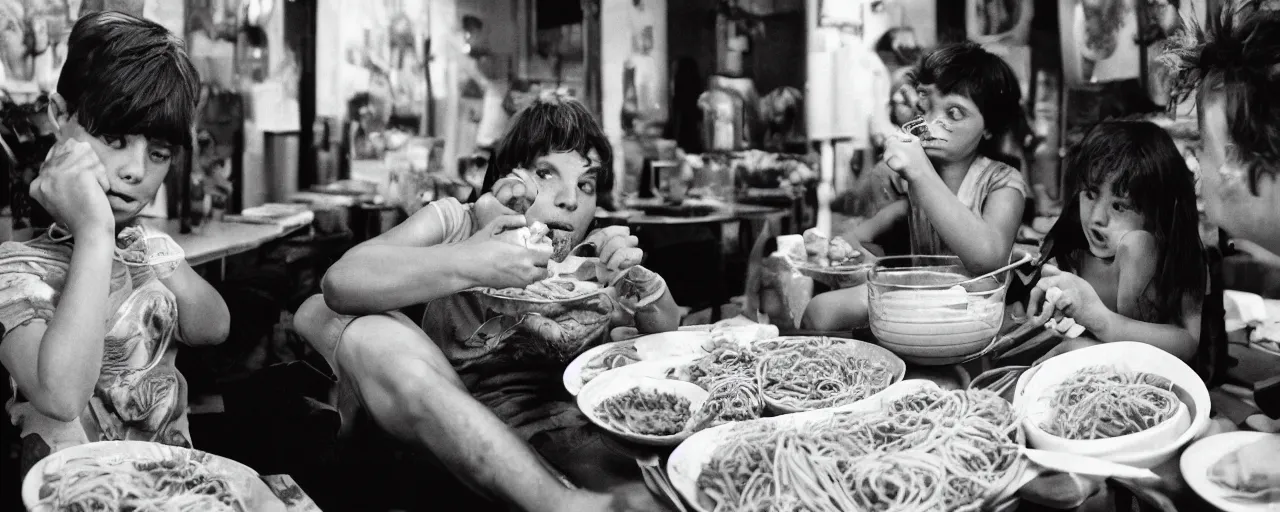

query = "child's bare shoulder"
[[1117, 231, 1159, 265]]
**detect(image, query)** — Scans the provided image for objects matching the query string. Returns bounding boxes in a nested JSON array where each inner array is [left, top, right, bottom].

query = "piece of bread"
[[1208, 435, 1280, 501]]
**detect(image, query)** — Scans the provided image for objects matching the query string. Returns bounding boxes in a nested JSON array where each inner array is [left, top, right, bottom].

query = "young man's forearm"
[[322, 244, 475, 315], [38, 233, 114, 415], [162, 263, 230, 346]]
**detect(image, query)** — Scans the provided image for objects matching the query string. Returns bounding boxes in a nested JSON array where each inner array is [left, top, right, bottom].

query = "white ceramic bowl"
[[868, 255, 1009, 365], [1013, 342, 1210, 468], [578, 373, 710, 446]]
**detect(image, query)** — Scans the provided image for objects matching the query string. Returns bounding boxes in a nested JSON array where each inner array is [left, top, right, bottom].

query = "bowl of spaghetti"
[[1014, 342, 1209, 468], [868, 255, 1011, 365], [578, 373, 710, 446], [752, 336, 904, 414], [23, 440, 283, 512]]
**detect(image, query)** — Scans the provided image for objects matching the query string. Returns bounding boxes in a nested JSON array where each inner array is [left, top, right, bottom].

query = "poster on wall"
[[966, 0, 1032, 45], [3, 0, 183, 233], [338, 0, 429, 138], [1060, 0, 1142, 86]]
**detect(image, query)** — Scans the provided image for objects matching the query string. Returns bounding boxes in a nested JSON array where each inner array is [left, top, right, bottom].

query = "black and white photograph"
[[4, 0, 1280, 511]]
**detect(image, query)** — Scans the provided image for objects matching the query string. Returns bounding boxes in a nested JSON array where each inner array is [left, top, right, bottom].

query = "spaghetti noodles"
[[33, 451, 247, 512], [596, 388, 693, 436], [695, 388, 1022, 512], [688, 377, 765, 431], [757, 344, 894, 411], [1041, 366, 1180, 440]]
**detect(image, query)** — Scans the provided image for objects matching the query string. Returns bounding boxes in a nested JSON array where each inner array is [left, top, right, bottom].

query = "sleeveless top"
[[891, 155, 1029, 256]]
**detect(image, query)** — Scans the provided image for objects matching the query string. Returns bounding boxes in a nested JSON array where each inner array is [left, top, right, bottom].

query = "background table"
[[595, 204, 792, 322], [142, 218, 308, 271]]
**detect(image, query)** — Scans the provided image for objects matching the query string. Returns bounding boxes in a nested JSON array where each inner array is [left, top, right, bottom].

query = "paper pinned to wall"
[[251, 81, 301, 133]]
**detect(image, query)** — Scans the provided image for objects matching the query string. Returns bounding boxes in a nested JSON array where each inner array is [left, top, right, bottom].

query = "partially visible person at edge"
[[0, 12, 229, 478], [293, 92, 680, 512], [1020, 3, 1280, 508]]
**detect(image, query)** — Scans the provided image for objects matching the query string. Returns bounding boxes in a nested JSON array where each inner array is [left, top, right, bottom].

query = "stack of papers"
[[225, 203, 314, 228]]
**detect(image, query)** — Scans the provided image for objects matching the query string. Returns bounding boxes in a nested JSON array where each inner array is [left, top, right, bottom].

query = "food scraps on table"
[[801, 228, 865, 268]]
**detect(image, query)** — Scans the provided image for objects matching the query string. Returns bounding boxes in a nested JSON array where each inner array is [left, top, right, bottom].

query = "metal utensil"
[[957, 252, 1036, 287], [636, 453, 688, 512], [1021, 448, 1161, 483], [902, 116, 931, 138], [569, 241, 598, 258]]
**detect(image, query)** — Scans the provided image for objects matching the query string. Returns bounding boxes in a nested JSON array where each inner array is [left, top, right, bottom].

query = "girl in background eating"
[[1027, 120, 1206, 362], [802, 42, 1028, 331]]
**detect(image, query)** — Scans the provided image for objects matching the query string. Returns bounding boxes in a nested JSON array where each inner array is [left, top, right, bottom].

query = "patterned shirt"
[[417, 198, 615, 439], [0, 226, 190, 478]]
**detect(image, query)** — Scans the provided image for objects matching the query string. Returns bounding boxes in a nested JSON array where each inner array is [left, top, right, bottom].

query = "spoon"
[[1021, 448, 1161, 483], [956, 252, 1036, 287]]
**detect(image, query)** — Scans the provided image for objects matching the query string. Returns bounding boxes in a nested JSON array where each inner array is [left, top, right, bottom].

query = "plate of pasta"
[[667, 380, 1030, 512], [578, 373, 711, 445], [23, 441, 284, 512], [562, 323, 781, 396]]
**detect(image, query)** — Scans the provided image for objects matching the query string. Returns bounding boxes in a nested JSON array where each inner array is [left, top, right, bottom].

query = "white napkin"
[[1225, 290, 1268, 332]]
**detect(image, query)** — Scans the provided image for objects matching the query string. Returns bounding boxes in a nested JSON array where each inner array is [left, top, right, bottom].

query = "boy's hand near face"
[[30, 139, 113, 237], [475, 170, 540, 228], [462, 215, 552, 289], [882, 134, 932, 181]]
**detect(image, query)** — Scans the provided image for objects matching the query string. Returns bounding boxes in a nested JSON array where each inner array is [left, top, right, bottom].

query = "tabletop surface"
[[140, 218, 307, 266]]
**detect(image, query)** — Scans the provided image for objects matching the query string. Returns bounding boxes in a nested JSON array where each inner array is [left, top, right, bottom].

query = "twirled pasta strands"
[[696, 389, 1021, 512], [1042, 366, 1180, 440]]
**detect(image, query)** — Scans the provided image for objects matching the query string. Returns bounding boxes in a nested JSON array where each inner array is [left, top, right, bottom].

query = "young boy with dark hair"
[[0, 11, 228, 477], [294, 92, 679, 511]]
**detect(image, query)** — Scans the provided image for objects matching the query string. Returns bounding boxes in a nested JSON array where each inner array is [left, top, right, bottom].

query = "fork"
[[901, 116, 931, 138], [636, 453, 688, 512]]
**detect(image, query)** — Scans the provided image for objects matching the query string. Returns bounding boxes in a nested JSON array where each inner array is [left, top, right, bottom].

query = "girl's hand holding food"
[[474, 168, 540, 228], [882, 133, 932, 181], [30, 138, 114, 237], [1028, 264, 1114, 340], [463, 215, 551, 289]]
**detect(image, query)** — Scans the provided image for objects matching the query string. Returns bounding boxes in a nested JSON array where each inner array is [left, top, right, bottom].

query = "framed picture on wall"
[[1059, 0, 1143, 87]]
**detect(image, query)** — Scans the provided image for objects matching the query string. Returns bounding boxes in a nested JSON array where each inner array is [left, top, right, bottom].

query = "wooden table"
[[140, 218, 309, 276]]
